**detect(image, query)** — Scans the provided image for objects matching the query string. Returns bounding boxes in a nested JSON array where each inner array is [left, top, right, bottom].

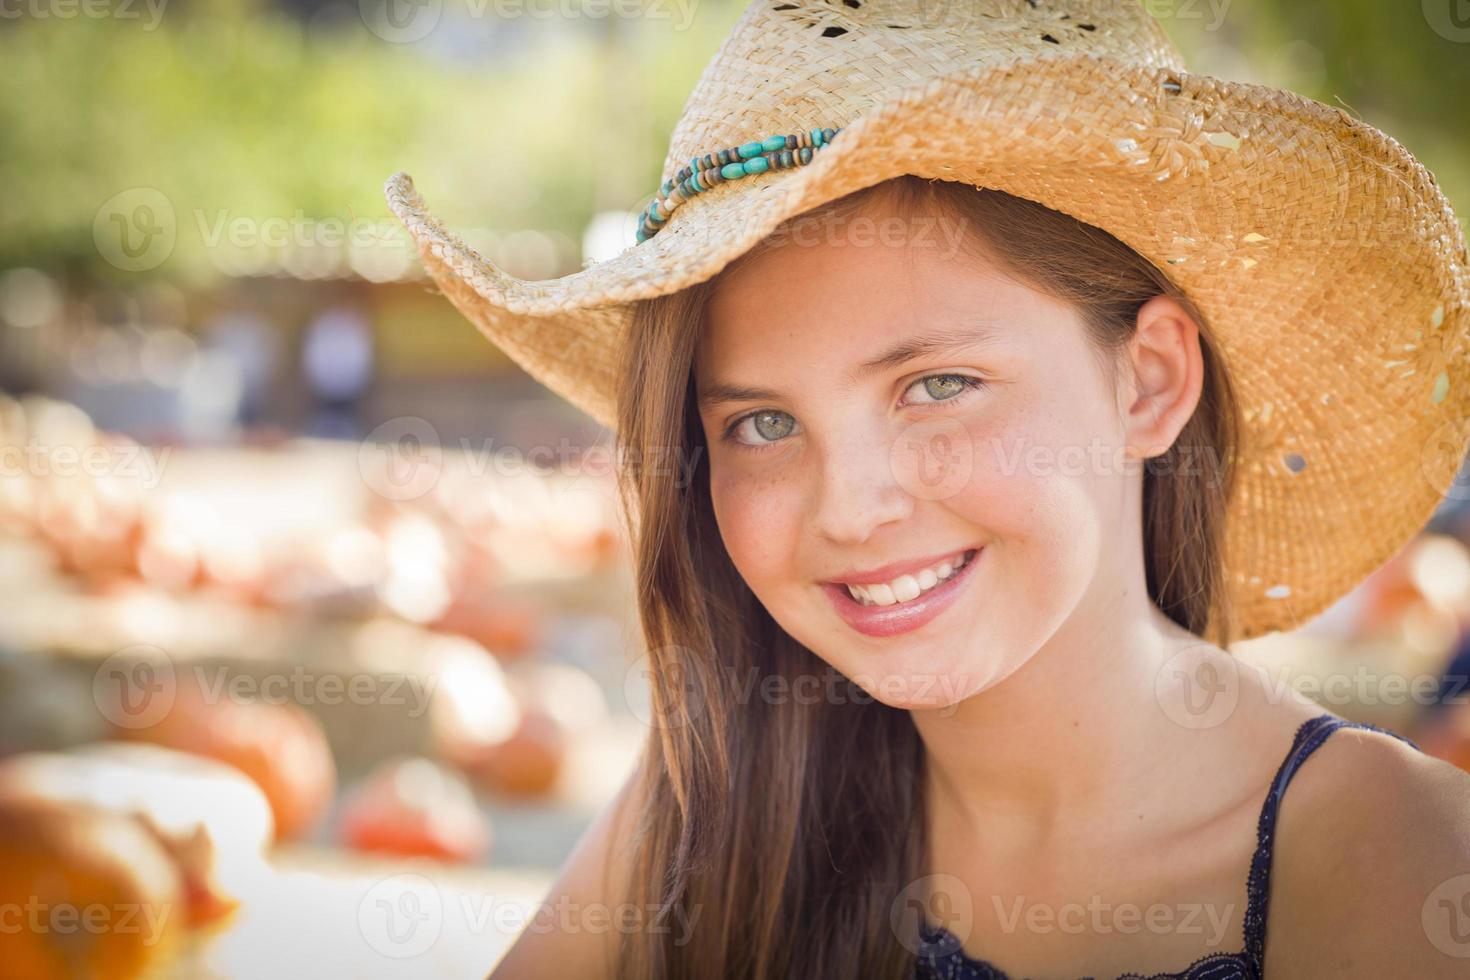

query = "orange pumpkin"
[[440, 660, 601, 799], [0, 797, 184, 980], [0, 743, 274, 929], [431, 595, 544, 661], [1418, 702, 1470, 772], [113, 675, 336, 842], [338, 756, 491, 863], [467, 708, 570, 798]]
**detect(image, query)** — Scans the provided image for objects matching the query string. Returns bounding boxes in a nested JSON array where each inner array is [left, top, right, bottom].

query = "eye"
[[902, 373, 985, 407], [725, 409, 798, 449], [720, 374, 983, 452]]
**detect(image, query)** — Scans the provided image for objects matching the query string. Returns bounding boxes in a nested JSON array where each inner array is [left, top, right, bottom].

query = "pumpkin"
[[112, 674, 336, 842], [431, 595, 544, 661], [428, 639, 521, 773], [1418, 701, 1470, 772], [0, 743, 274, 929], [338, 756, 491, 863], [0, 797, 184, 980], [472, 661, 599, 798], [466, 707, 571, 798], [435, 658, 599, 799]]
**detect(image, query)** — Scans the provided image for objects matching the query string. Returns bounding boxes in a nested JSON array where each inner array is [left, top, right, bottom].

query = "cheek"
[[708, 463, 805, 590], [953, 407, 1106, 581]]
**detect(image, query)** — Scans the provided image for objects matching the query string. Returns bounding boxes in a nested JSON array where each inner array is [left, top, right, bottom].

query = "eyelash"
[[720, 373, 986, 451]]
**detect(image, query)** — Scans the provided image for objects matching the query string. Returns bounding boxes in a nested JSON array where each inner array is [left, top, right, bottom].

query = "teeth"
[[843, 549, 974, 607], [892, 575, 921, 602]]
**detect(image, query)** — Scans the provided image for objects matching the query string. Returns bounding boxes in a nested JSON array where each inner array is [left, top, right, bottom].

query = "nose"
[[808, 428, 913, 545]]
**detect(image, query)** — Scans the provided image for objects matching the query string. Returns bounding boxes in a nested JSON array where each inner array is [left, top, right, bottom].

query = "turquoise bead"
[[638, 123, 840, 245]]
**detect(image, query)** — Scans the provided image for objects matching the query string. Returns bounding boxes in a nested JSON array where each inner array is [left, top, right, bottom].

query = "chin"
[[836, 657, 982, 713]]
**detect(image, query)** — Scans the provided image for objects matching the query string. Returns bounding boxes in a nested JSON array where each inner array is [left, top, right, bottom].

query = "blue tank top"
[[913, 712, 1422, 980]]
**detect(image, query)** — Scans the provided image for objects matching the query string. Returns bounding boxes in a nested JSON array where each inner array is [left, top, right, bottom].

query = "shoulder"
[[1263, 719, 1470, 976]]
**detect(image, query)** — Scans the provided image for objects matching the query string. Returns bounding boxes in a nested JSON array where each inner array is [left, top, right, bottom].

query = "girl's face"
[[694, 199, 1189, 711]]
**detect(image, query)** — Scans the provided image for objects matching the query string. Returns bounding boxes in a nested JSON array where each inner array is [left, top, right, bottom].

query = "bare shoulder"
[[1263, 716, 1470, 976], [487, 753, 651, 980]]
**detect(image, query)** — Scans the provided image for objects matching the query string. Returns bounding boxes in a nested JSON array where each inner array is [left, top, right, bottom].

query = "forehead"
[[697, 212, 1076, 380]]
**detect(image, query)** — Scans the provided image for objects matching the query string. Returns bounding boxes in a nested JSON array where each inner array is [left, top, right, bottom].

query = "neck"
[[911, 583, 1210, 858]]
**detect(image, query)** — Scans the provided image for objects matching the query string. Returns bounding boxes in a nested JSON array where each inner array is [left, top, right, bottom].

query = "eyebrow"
[[695, 319, 1006, 411]]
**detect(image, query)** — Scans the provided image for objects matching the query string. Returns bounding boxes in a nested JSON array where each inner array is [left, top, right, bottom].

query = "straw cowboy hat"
[[385, 0, 1470, 641]]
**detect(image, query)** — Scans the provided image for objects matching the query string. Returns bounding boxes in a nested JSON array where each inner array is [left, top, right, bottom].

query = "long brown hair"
[[611, 175, 1242, 979]]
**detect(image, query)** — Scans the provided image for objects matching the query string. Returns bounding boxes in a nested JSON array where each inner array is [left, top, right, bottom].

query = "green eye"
[[727, 409, 796, 447], [923, 376, 968, 400], [909, 373, 984, 405], [723, 374, 982, 452], [751, 411, 794, 441]]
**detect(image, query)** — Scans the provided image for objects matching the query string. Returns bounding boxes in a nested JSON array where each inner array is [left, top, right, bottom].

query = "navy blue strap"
[[1241, 713, 1423, 970]]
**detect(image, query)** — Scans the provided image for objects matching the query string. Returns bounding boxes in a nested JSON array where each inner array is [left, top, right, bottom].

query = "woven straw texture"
[[385, 0, 1470, 641]]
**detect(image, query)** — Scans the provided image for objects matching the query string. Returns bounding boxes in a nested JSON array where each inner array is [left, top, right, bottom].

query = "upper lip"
[[824, 546, 978, 586]]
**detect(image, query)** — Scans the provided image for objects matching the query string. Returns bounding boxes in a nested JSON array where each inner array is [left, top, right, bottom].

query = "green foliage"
[[1, 0, 1465, 282], [0, 0, 739, 281], [1158, 0, 1470, 220]]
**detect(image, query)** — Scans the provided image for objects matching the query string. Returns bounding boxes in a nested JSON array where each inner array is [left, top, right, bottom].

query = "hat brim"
[[387, 55, 1470, 641]]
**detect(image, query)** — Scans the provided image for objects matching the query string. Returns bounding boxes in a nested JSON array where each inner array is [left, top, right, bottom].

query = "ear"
[[1120, 295, 1205, 460]]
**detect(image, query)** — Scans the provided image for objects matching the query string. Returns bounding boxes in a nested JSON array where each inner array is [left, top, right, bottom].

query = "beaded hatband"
[[636, 126, 843, 243]]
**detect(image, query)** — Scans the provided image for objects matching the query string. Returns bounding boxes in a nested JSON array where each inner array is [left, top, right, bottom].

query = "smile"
[[819, 546, 982, 638], [842, 548, 977, 606]]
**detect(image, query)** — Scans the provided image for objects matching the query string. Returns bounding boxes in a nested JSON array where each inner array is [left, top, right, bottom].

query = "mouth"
[[819, 546, 982, 639]]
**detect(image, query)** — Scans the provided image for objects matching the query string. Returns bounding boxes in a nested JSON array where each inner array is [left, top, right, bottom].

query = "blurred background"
[[1, 1, 1469, 977]]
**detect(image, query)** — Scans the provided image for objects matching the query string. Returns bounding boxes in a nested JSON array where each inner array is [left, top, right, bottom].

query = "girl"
[[386, 2, 1470, 977]]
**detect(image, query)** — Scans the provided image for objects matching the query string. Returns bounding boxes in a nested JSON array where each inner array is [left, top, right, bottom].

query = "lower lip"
[[820, 547, 982, 638]]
